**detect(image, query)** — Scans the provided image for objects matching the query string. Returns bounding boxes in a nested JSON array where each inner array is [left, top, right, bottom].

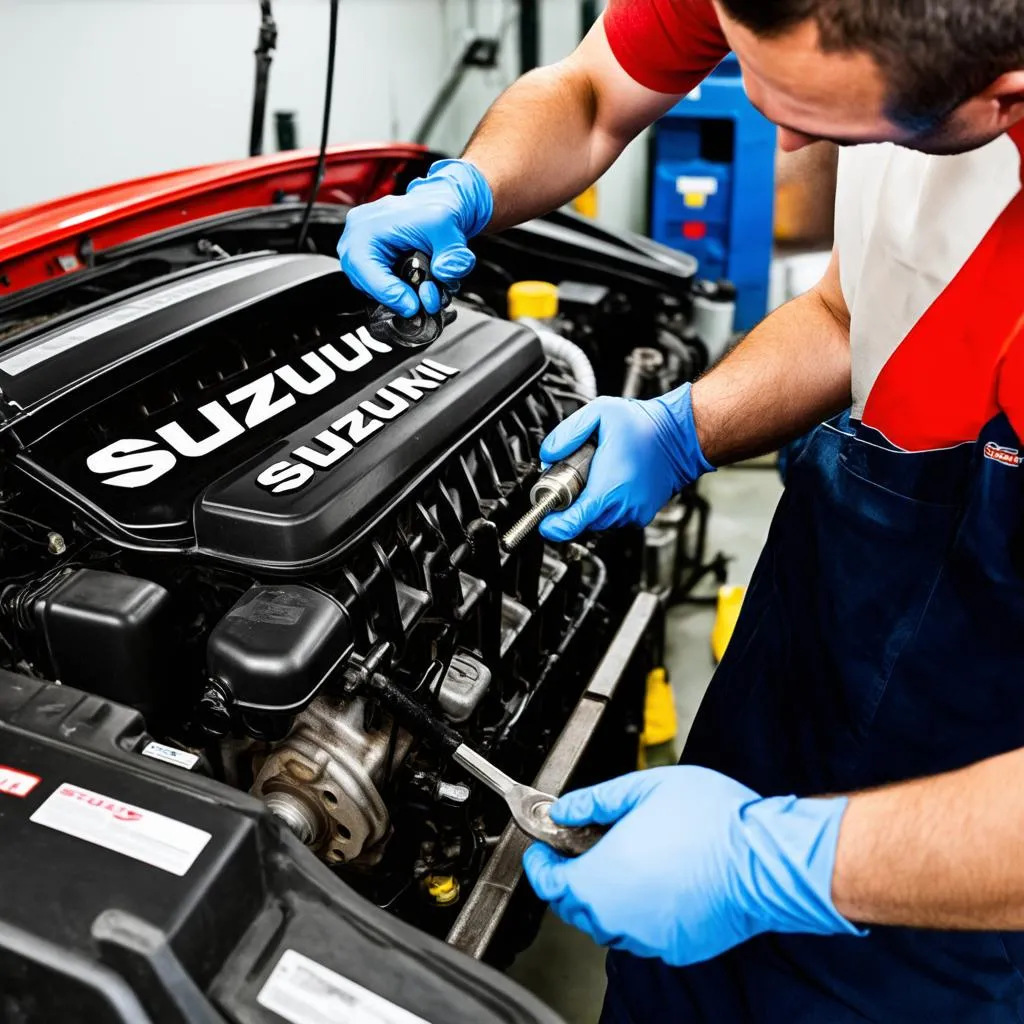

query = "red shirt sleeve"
[[603, 0, 729, 95]]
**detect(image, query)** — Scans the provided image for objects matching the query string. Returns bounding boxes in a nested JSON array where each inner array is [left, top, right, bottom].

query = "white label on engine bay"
[[29, 783, 210, 876], [142, 741, 200, 770], [257, 949, 432, 1024], [0, 255, 298, 376]]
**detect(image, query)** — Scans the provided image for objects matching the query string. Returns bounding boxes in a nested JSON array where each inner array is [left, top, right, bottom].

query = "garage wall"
[[0, 0, 648, 232]]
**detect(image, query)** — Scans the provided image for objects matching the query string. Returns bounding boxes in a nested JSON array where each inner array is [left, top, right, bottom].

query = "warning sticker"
[[30, 783, 210, 876], [257, 949, 432, 1024], [142, 741, 200, 770], [0, 765, 40, 798]]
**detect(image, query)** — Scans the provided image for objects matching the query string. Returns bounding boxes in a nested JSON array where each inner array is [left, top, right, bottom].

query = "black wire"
[[0, 508, 53, 533], [0, 539, 106, 587], [0, 521, 45, 546], [295, 0, 339, 253], [377, 878, 413, 911]]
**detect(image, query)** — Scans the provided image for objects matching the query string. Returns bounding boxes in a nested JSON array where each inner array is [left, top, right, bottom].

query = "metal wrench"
[[452, 744, 608, 857], [357, 661, 607, 856]]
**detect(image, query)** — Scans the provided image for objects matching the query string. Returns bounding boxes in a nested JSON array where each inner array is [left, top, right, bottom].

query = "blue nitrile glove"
[[539, 382, 714, 542], [523, 766, 864, 967], [337, 159, 493, 317]]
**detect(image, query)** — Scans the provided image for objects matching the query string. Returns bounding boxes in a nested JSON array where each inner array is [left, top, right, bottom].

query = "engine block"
[[0, 251, 647, 943]]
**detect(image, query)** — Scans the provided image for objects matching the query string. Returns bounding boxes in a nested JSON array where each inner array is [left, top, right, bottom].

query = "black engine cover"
[[1, 254, 544, 570]]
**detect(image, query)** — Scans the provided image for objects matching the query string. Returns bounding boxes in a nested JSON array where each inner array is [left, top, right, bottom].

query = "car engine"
[[0, 247, 675, 954]]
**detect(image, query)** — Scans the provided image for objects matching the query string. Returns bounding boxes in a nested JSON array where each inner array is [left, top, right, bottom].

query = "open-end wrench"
[[359, 659, 607, 857], [452, 744, 608, 857]]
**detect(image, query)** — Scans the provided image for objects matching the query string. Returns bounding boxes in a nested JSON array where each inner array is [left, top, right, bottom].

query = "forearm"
[[463, 67, 616, 229], [463, 19, 678, 231], [833, 747, 1024, 929], [691, 258, 852, 465]]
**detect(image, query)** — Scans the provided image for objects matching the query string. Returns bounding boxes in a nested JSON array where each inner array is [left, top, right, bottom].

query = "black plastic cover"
[[196, 311, 542, 569], [7, 254, 544, 571], [33, 569, 173, 709], [207, 585, 353, 714], [0, 670, 562, 1023]]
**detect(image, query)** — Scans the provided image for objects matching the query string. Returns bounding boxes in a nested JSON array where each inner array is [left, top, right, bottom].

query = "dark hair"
[[719, 0, 1024, 128]]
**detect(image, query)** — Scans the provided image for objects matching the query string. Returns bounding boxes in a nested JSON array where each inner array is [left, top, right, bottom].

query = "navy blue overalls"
[[602, 132, 1024, 1022]]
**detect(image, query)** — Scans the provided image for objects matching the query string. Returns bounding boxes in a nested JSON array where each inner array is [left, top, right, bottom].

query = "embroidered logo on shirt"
[[983, 442, 1022, 467]]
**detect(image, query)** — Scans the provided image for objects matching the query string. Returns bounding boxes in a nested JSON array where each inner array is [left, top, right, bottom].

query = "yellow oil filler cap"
[[507, 281, 559, 322], [424, 874, 461, 906]]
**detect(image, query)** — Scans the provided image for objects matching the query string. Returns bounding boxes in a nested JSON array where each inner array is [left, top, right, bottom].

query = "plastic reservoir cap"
[[508, 280, 559, 321]]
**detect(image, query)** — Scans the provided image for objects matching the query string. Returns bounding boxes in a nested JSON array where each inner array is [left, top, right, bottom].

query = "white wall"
[[0, 0, 648, 232]]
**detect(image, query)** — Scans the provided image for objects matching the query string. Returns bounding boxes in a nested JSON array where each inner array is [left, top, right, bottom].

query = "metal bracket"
[[446, 590, 661, 958]]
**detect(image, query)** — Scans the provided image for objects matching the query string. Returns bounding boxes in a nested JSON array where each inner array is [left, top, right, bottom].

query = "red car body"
[[0, 144, 428, 296]]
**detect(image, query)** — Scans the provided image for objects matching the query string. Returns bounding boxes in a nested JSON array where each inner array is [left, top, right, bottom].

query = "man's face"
[[713, 5, 1004, 155]]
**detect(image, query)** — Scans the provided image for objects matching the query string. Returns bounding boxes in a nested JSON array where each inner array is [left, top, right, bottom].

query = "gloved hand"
[[539, 382, 714, 542], [523, 766, 863, 967], [337, 159, 493, 317]]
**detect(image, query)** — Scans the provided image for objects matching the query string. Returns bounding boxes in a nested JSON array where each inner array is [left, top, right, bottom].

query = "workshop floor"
[[507, 463, 785, 1024]]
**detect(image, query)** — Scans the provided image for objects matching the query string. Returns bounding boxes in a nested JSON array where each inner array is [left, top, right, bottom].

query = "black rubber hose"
[[295, 0, 339, 252], [367, 671, 462, 757]]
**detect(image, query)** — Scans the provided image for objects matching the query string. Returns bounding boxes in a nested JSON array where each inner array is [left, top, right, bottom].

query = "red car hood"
[[0, 143, 430, 295]]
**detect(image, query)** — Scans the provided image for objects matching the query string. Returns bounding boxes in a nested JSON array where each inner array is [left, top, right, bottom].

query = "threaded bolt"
[[501, 489, 563, 552]]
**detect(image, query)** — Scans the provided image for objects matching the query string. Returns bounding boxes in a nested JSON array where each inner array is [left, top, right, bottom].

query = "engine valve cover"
[[3, 255, 544, 570]]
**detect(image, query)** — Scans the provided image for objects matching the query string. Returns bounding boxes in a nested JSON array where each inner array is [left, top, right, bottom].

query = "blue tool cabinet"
[[649, 55, 777, 331]]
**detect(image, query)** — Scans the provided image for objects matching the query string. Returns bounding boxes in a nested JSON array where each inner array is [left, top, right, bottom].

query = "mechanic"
[[337, 1, 1024, 1020]]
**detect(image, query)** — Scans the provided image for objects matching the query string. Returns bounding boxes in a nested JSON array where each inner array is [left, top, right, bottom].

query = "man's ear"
[[978, 70, 1024, 127]]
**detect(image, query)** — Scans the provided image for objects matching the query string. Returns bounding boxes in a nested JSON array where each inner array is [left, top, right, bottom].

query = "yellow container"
[[711, 585, 746, 663], [572, 184, 599, 220], [640, 667, 678, 748], [507, 280, 559, 322]]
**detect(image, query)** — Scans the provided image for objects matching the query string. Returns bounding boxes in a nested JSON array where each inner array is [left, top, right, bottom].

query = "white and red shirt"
[[604, 0, 1024, 452]]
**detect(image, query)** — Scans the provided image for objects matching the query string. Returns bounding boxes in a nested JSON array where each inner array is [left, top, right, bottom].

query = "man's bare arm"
[[832, 746, 1024, 929], [463, 17, 681, 231], [691, 248, 852, 465]]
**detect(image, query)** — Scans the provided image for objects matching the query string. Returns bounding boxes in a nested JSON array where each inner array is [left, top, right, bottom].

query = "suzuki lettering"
[[256, 357, 459, 494], [85, 325, 459, 493]]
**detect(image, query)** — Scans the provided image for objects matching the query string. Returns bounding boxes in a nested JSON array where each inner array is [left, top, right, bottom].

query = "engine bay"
[[0, 195, 712, 968]]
